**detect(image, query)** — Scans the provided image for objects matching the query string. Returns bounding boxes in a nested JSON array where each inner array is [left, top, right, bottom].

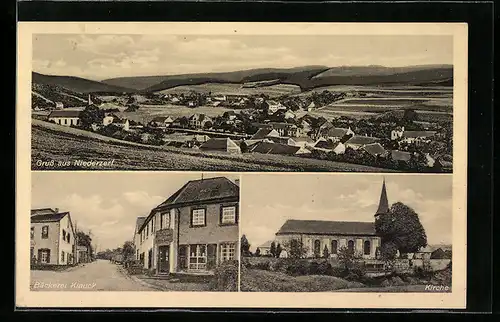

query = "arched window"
[[347, 240, 355, 253], [331, 240, 338, 254], [314, 240, 321, 257], [364, 240, 371, 255]]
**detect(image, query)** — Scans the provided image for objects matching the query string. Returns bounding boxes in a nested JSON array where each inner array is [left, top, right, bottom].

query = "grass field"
[[31, 119, 394, 172], [157, 82, 302, 97], [240, 268, 365, 292]]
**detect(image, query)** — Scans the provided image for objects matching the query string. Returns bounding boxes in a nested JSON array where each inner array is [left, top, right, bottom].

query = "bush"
[[316, 260, 333, 275], [253, 260, 271, 271], [285, 259, 310, 276], [209, 260, 239, 292]]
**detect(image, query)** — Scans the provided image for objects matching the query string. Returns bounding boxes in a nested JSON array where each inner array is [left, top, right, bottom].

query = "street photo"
[[30, 171, 240, 292], [30, 28, 453, 172], [240, 174, 453, 293]]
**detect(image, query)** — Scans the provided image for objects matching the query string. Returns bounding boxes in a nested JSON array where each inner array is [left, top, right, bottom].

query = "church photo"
[[240, 174, 453, 292]]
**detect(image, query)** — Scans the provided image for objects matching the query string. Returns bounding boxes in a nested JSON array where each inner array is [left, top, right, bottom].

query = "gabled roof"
[[391, 150, 412, 162], [31, 212, 69, 223], [155, 177, 239, 211], [345, 135, 379, 145], [403, 131, 437, 138], [189, 113, 210, 122], [31, 208, 56, 216], [269, 122, 296, 129], [323, 127, 349, 138], [251, 128, 279, 140], [135, 217, 146, 234], [363, 143, 387, 157], [314, 139, 341, 150], [258, 240, 275, 248], [48, 110, 81, 118], [199, 138, 240, 151], [151, 116, 173, 123], [276, 219, 377, 236], [249, 142, 300, 155]]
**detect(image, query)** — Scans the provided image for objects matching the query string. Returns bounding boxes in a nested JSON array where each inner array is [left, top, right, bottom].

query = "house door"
[[148, 249, 153, 269], [158, 246, 170, 274]]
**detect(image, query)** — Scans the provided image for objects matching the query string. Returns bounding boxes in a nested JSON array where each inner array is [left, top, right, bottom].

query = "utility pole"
[[75, 221, 79, 264]]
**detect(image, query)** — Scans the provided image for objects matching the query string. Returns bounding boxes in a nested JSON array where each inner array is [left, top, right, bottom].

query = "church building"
[[274, 179, 390, 259]]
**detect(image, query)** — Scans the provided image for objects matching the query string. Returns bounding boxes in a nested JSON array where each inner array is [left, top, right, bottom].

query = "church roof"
[[375, 179, 389, 216], [276, 219, 376, 236]]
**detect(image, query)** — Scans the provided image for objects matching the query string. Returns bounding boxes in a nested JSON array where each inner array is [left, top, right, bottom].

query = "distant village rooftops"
[[251, 128, 280, 140], [345, 135, 379, 145], [402, 131, 437, 138], [249, 141, 301, 155], [276, 219, 377, 236]]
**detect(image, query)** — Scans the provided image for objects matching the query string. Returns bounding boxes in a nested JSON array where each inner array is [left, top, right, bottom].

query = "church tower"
[[375, 178, 389, 217]]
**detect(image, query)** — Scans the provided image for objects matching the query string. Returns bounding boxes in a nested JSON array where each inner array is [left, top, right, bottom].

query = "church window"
[[331, 240, 338, 254], [347, 240, 355, 253], [364, 240, 371, 255]]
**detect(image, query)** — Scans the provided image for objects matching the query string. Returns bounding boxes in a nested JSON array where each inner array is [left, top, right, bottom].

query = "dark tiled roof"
[[346, 135, 379, 145], [403, 131, 437, 138], [249, 142, 300, 155], [276, 219, 377, 236], [363, 143, 387, 157], [251, 128, 276, 140], [314, 139, 340, 150], [391, 150, 412, 162], [323, 127, 349, 138], [156, 177, 239, 210], [199, 138, 240, 151], [48, 110, 81, 118], [151, 116, 172, 123], [135, 217, 146, 234], [31, 212, 69, 223], [269, 122, 295, 130], [31, 208, 56, 216]]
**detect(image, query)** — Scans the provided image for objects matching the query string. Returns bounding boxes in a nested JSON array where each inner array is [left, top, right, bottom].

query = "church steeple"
[[375, 177, 389, 217]]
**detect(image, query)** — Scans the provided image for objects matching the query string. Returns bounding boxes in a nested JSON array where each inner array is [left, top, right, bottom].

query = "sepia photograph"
[[30, 32, 453, 172], [30, 172, 240, 292], [240, 174, 453, 293]]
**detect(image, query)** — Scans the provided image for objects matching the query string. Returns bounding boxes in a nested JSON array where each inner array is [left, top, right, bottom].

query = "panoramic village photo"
[[30, 172, 240, 292], [31, 34, 453, 172], [239, 174, 453, 292]]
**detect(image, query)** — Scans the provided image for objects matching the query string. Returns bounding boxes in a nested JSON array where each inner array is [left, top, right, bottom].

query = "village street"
[[30, 259, 158, 291]]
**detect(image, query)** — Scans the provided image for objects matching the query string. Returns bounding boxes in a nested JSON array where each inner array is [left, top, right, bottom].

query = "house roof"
[[259, 240, 275, 248], [249, 142, 300, 155], [266, 136, 295, 145], [345, 135, 379, 145], [294, 137, 315, 143], [154, 177, 239, 212], [189, 113, 210, 122], [391, 150, 412, 162], [276, 219, 377, 236], [251, 128, 279, 140], [31, 212, 69, 223], [135, 217, 146, 234], [31, 208, 56, 216], [323, 127, 349, 138], [363, 143, 387, 157], [269, 122, 296, 129], [314, 139, 340, 150], [200, 138, 239, 151], [251, 122, 273, 129], [48, 110, 81, 118], [403, 131, 437, 138], [151, 116, 173, 123]]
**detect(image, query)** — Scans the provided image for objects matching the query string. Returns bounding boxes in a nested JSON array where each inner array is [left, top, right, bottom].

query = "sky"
[[31, 172, 240, 251], [32, 34, 453, 80], [241, 174, 453, 251]]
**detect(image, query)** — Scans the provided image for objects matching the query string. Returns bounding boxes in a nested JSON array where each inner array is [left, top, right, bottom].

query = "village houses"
[[48, 110, 82, 127], [189, 114, 213, 129], [31, 208, 76, 265], [134, 177, 240, 275]]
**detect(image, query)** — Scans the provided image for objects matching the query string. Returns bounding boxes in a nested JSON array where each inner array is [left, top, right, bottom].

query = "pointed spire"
[[375, 177, 389, 216]]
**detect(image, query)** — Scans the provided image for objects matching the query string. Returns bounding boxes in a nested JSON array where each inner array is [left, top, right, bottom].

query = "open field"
[[157, 82, 302, 97], [115, 105, 245, 123], [31, 119, 394, 172]]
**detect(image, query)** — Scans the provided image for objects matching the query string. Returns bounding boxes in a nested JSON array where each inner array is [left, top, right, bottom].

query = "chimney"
[[234, 179, 240, 187], [54, 208, 59, 213]]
